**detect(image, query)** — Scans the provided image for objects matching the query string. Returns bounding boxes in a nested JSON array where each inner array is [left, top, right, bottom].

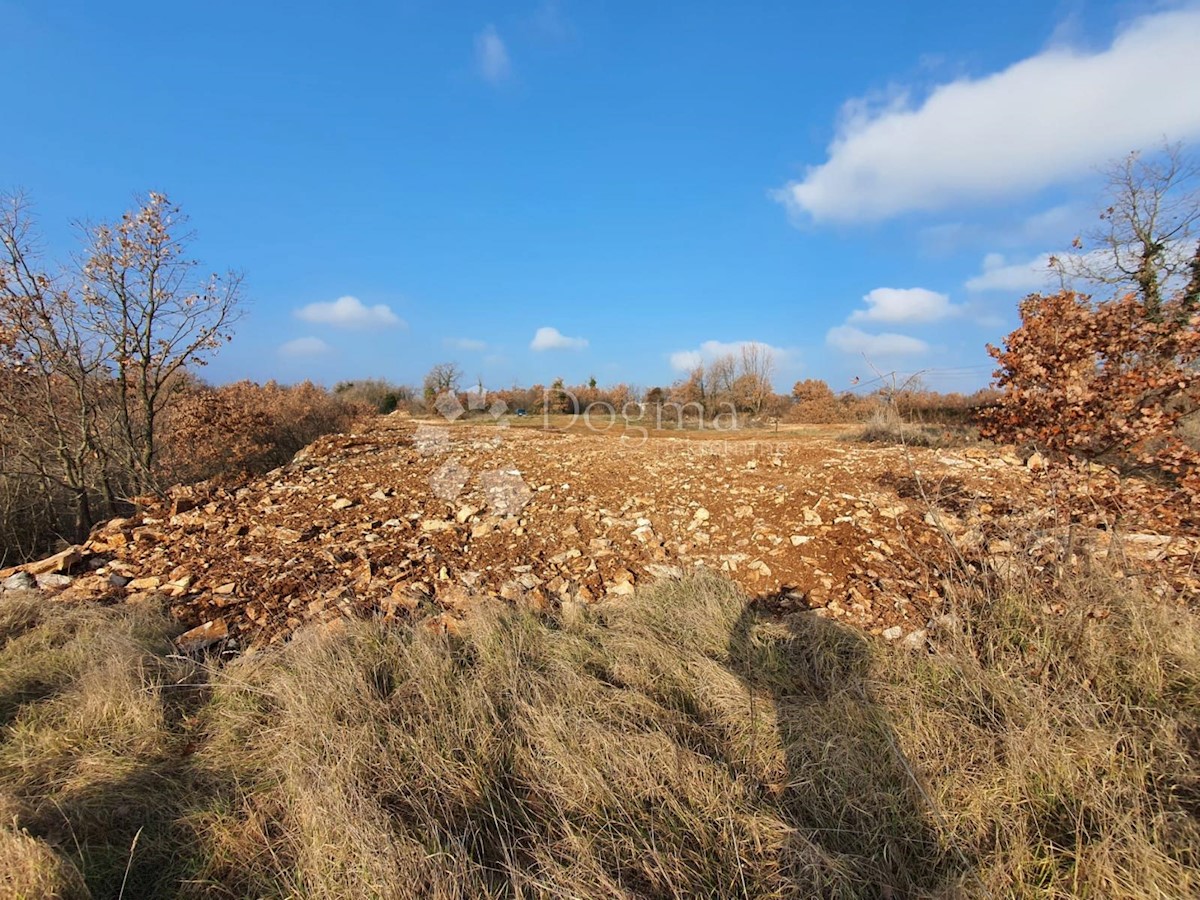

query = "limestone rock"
[[176, 618, 229, 653], [3, 572, 36, 591], [34, 573, 72, 589]]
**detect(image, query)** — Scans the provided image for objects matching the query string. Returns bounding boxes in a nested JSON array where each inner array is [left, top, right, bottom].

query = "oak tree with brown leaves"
[[985, 148, 1200, 505], [983, 276, 1200, 500]]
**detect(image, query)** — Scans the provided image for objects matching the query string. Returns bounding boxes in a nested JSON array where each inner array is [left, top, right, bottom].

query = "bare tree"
[[0, 191, 243, 543], [0, 193, 118, 538], [1054, 143, 1199, 318], [80, 193, 242, 490], [736, 343, 776, 416], [423, 361, 462, 404], [706, 353, 737, 403]]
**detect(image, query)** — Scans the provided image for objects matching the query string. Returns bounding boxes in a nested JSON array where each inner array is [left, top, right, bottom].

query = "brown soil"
[[10, 413, 1198, 654]]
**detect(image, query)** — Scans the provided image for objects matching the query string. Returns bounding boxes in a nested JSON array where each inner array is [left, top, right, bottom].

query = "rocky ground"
[[3, 412, 1197, 655]]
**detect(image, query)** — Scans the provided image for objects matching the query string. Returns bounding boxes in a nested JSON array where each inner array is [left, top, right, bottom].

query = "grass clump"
[[852, 404, 979, 449], [0, 561, 1198, 897]]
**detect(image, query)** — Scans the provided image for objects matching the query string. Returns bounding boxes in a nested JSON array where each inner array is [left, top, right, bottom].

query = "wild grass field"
[[2, 556, 1198, 898]]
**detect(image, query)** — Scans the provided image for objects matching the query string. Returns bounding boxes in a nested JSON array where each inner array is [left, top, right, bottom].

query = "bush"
[[983, 289, 1200, 499], [0, 380, 361, 564], [333, 379, 415, 415], [161, 381, 363, 485]]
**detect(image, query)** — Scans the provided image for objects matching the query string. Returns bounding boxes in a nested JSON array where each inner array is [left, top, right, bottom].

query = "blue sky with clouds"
[[4, 0, 1199, 394]]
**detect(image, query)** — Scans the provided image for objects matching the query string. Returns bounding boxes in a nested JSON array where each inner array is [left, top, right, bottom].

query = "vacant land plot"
[[7, 412, 1196, 653], [3, 413, 1200, 897]]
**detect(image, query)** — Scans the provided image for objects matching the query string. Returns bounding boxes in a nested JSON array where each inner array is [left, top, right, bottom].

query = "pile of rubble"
[[2, 414, 1195, 655]]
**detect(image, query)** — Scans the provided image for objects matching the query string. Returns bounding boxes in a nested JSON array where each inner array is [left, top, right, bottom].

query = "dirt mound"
[[3, 414, 1196, 654]]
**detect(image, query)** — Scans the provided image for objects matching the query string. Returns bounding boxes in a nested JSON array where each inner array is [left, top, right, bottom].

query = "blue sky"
[[4, 0, 1200, 395]]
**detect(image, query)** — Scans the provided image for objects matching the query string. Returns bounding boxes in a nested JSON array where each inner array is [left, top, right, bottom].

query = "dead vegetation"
[[851, 403, 981, 449], [1, 556, 1198, 898]]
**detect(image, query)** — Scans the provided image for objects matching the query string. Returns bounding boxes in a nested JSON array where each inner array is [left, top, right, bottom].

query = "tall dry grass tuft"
[[196, 576, 941, 897], [1, 561, 1198, 897], [851, 401, 980, 449], [0, 594, 206, 898], [888, 548, 1200, 896]]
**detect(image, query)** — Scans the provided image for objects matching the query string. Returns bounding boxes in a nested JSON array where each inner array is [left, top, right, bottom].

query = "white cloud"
[[965, 252, 1061, 293], [826, 326, 929, 357], [295, 295, 404, 329], [475, 25, 512, 84], [670, 350, 703, 371], [278, 336, 330, 358], [778, 7, 1200, 223], [848, 287, 962, 324], [966, 238, 1196, 294], [530, 326, 588, 351], [668, 339, 791, 372], [445, 337, 487, 351]]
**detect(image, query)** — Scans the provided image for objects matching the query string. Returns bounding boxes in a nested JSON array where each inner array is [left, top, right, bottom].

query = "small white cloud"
[[295, 295, 404, 329], [848, 287, 962, 324], [668, 339, 791, 372], [278, 336, 330, 358], [778, 7, 1200, 223], [826, 326, 929, 357], [530, 326, 588, 351], [445, 337, 487, 351], [669, 350, 703, 371], [475, 25, 512, 84]]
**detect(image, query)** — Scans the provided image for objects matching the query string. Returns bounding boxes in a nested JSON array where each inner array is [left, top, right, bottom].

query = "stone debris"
[[176, 618, 229, 654], [1, 415, 1194, 654], [34, 573, 72, 589], [3, 572, 36, 591]]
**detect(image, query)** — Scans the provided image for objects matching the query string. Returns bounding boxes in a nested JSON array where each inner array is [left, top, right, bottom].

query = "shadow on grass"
[[729, 599, 956, 895]]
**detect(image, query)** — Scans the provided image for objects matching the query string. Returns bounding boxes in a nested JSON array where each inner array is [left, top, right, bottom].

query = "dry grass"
[[1, 560, 1198, 898], [851, 405, 980, 449]]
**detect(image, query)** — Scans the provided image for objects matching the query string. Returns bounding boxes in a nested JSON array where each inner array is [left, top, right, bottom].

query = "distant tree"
[[735, 343, 775, 415], [548, 376, 576, 414], [607, 382, 634, 410], [422, 362, 462, 404], [707, 354, 737, 401], [333, 379, 413, 414], [670, 366, 708, 412]]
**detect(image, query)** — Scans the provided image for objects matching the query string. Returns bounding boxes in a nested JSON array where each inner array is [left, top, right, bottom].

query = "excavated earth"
[[4, 412, 1198, 655]]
